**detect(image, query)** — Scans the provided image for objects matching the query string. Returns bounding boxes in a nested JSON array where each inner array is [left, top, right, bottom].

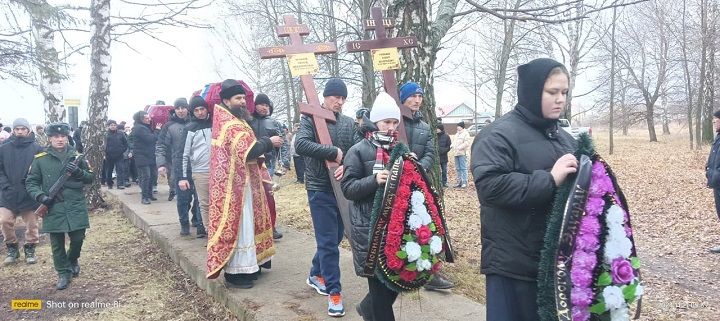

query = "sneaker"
[[150, 196, 158, 201], [306, 275, 328, 295], [141, 198, 151, 205], [327, 293, 345, 317], [710, 246, 720, 254], [460, 183, 467, 188]]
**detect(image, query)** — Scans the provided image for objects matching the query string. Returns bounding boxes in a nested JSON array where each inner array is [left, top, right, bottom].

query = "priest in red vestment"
[[206, 79, 283, 288]]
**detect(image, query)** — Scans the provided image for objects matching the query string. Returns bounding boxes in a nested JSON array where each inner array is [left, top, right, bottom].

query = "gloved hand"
[[37, 195, 54, 206], [65, 162, 83, 177]]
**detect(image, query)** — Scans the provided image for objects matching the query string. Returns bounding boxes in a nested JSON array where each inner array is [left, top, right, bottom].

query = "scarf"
[[370, 130, 398, 168]]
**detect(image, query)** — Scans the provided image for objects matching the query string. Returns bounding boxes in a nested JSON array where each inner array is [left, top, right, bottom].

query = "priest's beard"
[[225, 103, 251, 122]]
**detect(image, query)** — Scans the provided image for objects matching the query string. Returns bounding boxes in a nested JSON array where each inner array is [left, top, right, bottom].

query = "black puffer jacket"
[[341, 137, 383, 276], [295, 111, 358, 192], [0, 134, 44, 212], [250, 108, 283, 167], [472, 58, 578, 281], [130, 114, 157, 167], [437, 125, 451, 163], [405, 112, 435, 171], [105, 130, 128, 160], [471, 107, 576, 281], [155, 111, 189, 175], [706, 134, 720, 188]]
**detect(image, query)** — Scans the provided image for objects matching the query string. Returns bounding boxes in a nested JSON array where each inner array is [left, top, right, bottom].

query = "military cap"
[[46, 123, 71, 136]]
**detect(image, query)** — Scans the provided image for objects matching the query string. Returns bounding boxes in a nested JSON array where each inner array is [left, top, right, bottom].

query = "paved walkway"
[[107, 185, 485, 321]]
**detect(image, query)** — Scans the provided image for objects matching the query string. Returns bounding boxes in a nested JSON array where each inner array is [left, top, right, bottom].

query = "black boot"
[[225, 272, 254, 289], [273, 228, 283, 240], [141, 198, 151, 205], [56, 274, 71, 290], [23, 243, 37, 264], [180, 224, 190, 236], [423, 272, 455, 290], [196, 226, 207, 238], [168, 191, 175, 201], [356, 295, 374, 321], [3, 243, 20, 265], [70, 260, 80, 277]]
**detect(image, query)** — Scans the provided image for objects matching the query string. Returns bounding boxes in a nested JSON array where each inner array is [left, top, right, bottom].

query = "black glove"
[[37, 195, 54, 206], [65, 162, 83, 177]]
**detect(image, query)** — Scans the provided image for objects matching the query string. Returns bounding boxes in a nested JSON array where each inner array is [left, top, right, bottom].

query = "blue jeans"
[[455, 155, 468, 185], [266, 156, 276, 178], [307, 190, 344, 294], [440, 162, 448, 186], [176, 179, 201, 227]]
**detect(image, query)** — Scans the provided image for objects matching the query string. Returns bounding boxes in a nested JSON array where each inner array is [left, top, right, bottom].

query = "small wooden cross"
[[258, 15, 352, 240], [347, 7, 419, 142]]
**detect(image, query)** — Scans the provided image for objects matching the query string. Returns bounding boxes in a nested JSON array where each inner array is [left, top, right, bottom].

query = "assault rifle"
[[34, 155, 84, 218]]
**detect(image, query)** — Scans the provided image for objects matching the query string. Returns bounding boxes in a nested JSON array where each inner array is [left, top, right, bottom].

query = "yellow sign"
[[12, 299, 42, 310], [371, 48, 400, 71], [64, 99, 81, 107], [287, 53, 319, 77]]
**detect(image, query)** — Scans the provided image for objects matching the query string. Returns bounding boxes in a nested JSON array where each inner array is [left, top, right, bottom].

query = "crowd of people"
[[2, 57, 673, 321]]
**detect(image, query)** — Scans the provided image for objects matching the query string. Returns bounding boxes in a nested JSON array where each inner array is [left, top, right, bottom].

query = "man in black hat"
[[103, 119, 128, 189], [250, 93, 286, 240], [156, 97, 201, 236], [26, 122, 94, 290], [205, 79, 282, 289], [295, 78, 357, 316]]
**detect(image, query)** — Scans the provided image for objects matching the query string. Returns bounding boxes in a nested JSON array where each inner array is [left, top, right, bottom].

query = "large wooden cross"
[[259, 15, 352, 240], [346, 7, 419, 142]]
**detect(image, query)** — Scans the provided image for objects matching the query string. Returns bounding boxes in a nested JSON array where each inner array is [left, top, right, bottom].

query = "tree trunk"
[[702, 11, 716, 143], [85, 0, 111, 209], [681, 0, 694, 149], [493, 0, 522, 118], [609, 7, 616, 155], [564, 0, 584, 121], [697, 0, 707, 148], [645, 102, 657, 142], [27, 0, 65, 123]]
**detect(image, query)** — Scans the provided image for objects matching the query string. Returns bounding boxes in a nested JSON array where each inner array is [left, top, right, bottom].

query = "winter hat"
[[219, 79, 246, 100], [189, 95, 208, 111], [255, 94, 273, 109], [133, 111, 148, 123], [12, 118, 31, 130], [46, 123, 71, 136], [457, 121, 466, 129], [516, 58, 566, 118], [323, 78, 348, 98], [399, 81, 424, 103], [106, 119, 117, 126], [174, 97, 189, 109], [370, 92, 401, 123]]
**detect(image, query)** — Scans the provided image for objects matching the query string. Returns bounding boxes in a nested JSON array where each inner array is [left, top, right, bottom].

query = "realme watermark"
[[11, 299, 121, 311], [11, 300, 42, 310]]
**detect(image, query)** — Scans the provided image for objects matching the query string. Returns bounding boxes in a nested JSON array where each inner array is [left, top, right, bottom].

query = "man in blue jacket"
[[706, 110, 720, 253]]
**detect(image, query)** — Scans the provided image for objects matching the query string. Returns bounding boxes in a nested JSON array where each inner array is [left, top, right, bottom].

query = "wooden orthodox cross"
[[259, 15, 352, 240], [346, 7, 419, 142]]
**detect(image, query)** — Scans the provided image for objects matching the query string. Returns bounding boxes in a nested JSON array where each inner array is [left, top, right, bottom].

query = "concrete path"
[[107, 185, 486, 321]]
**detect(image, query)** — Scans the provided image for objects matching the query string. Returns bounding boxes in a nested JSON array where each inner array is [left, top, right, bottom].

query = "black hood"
[[133, 111, 147, 123], [514, 58, 565, 130]]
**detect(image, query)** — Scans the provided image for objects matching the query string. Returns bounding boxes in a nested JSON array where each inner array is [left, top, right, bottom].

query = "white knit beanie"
[[369, 92, 401, 123]]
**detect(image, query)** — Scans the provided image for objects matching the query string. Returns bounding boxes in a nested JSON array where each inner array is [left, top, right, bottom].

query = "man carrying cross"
[[296, 78, 358, 317]]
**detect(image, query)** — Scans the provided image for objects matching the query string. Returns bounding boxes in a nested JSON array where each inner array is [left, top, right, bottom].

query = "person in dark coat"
[[295, 78, 357, 316], [0, 118, 44, 265], [435, 120, 452, 187], [250, 93, 285, 240], [706, 110, 720, 253], [341, 92, 402, 321], [102, 120, 128, 189], [25, 123, 94, 290], [130, 111, 158, 204], [470, 58, 577, 321], [73, 122, 85, 153], [157, 98, 192, 201]]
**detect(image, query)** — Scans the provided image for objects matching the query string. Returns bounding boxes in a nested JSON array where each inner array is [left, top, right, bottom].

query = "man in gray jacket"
[[179, 96, 211, 237]]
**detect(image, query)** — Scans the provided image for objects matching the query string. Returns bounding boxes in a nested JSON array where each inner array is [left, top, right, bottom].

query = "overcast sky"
[[0, 2, 592, 127]]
